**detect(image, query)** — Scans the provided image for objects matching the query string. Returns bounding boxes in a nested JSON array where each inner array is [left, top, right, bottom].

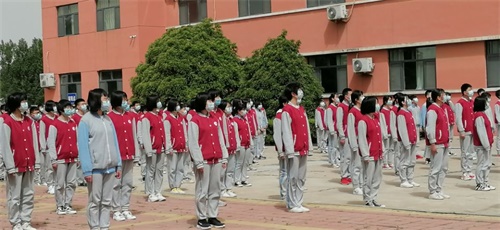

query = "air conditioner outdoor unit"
[[327, 5, 348, 21], [352, 58, 374, 74], [39, 73, 56, 88]]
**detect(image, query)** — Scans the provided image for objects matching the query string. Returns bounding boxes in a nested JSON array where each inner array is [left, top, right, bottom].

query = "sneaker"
[[170, 188, 179, 194], [395, 171, 399, 176], [468, 173, 476, 179], [13, 223, 23, 230], [389, 164, 394, 169], [245, 175, 250, 179], [156, 193, 166, 201], [486, 184, 496, 190], [248, 167, 257, 171], [340, 177, 350, 185], [208, 218, 225, 228], [372, 200, 386, 208], [113, 212, 126, 221], [176, 188, 186, 194], [122, 211, 137, 220], [365, 201, 375, 207], [461, 173, 472, 181], [416, 155, 423, 159], [382, 164, 390, 170], [288, 207, 304, 213], [234, 182, 243, 187], [410, 181, 421, 187], [227, 190, 237, 197], [429, 193, 444, 200], [400, 182, 413, 188], [300, 206, 310, 212], [221, 190, 231, 198], [197, 219, 211, 230], [476, 184, 491, 191], [352, 187, 363, 195], [333, 164, 340, 168], [47, 185, 55, 195], [260, 156, 267, 160], [425, 158, 431, 164], [64, 206, 77, 215], [21, 223, 36, 230], [438, 192, 451, 199], [56, 206, 66, 215], [218, 200, 227, 207], [241, 181, 252, 187], [147, 194, 159, 202]]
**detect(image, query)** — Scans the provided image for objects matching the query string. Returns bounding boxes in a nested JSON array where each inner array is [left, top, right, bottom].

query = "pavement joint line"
[[112, 215, 193, 229], [224, 219, 329, 230]]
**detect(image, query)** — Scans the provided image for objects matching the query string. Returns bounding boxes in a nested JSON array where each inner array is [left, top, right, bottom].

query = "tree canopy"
[[0, 38, 44, 105], [131, 19, 243, 103]]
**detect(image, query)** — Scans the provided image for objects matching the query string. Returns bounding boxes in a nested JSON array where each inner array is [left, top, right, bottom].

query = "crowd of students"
[[0, 83, 498, 229]]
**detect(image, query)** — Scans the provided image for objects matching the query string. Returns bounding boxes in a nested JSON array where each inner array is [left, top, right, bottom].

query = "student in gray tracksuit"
[[456, 84, 475, 180], [164, 99, 188, 194], [380, 96, 394, 169], [188, 92, 228, 229], [255, 102, 268, 159], [315, 101, 328, 153], [391, 93, 403, 175], [0, 93, 40, 230], [495, 90, 500, 156], [325, 94, 340, 166], [397, 95, 420, 188], [78, 88, 122, 230], [233, 99, 254, 187], [472, 97, 496, 191], [39, 100, 58, 194], [337, 88, 353, 185], [347, 91, 364, 195], [219, 101, 239, 198], [273, 96, 288, 199]]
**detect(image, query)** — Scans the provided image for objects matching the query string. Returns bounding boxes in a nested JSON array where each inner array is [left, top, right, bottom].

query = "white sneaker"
[[429, 193, 444, 200], [21, 223, 36, 230], [410, 181, 421, 187], [400, 182, 414, 188], [288, 207, 304, 213], [218, 200, 227, 207], [461, 173, 472, 181], [64, 206, 77, 214], [352, 187, 363, 195], [170, 188, 179, 194], [487, 184, 496, 190], [113, 212, 126, 221], [300, 206, 310, 212], [227, 190, 237, 197], [176, 188, 186, 194], [156, 193, 166, 201], [47, 185, 55, 195], [56, 206, 66, 215], [438, 192, 451, 199], [147, 194, 159, 202], [221, 191, 232, 198], [122, 211, 137, 220], [13, 223, 23, 230]]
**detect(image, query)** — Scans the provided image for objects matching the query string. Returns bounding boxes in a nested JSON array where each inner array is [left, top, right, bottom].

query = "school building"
[[41, 0, 500, 102]]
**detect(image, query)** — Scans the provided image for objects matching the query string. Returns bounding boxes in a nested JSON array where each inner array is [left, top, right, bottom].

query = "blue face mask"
[[156, 102, 162, 109], [101, 100, 111, 112], [215, 98, 222, 106], [122, 101, 130, 111], [64, 108, 75, 116], [33, 113, 42, 120], [20, 102, 29, 112], [206, 102, 215, 111]]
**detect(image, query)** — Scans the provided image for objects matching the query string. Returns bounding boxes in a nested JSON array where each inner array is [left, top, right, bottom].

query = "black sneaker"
[[365, 201, 375, 207], [197, 219, 211, 230], [208, 218, 225, 228], [241, 181, 252, 187], [372, 200, 386, 208], [425, 158, 431, 164]]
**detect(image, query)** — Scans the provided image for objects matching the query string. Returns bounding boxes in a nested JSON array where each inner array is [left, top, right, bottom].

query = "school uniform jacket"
[[233, 115, 253, 150], [48, 117, 79, 163], [380, 107, 392, 138], [425, 103, 450, 147], [357, 114, 384, 161], [281, 103, 313, 156], [495, 101, 500, 125], [377, 112, 388, 140], [325, 104, 337, 135], [225, 115, 238, 154], [408, 104, 421, 127], [0, 114, 41, 174], [72, 112, 84, 125], [442, 103, 455, 126], [141, 111, 166, 155], [347, 106, 363, 152], [273, 109, 284, 157], [455, 98, 474, 134], [390, 105, 399, 142], [484, 105, 495, 129], [247, 108, 259, 137], [397, 108, 418, 150], [164, 111, 188, 154], [336, 101, 350, 140], [315, 107, 326, 131], [187, 113, 228, 169], [39, 114, 57, 153], [108, 110, 141, 161], [473, 112, 493, 150]]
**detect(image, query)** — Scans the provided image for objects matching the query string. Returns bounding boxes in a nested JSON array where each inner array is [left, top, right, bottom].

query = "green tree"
[[131, 19, 243, 102], [0, 38, 44, 105], [238, 31, 324, 118]]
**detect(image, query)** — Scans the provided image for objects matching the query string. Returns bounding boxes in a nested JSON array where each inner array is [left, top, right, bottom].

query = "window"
[[238, 0, 271, 17], [486, 40, 500, 87], [60, 73, 82, 100], [97, 0, 120, 31], [57, 4, 79, 37], [389, 47, 436, 91], [179, 0, 207, 25], [99, 70, 123, 93], [307, 0, 345, 7], [308, 54, 348, 93]]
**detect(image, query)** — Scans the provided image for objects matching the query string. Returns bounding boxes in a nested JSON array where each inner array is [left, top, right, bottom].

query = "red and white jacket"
[[108, 110, 140, 161], [48, 117, 79, 163]]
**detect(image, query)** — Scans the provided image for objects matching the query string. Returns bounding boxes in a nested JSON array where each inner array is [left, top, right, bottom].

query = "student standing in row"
[[281, 82, 313, 213], [315, 101, 327, 153], [325, 94, 339, 167], [78, 88, 122, 230], [29, 107, 43, 186], [219, 101, 238, 198], [443, 93, 455, 156], [337, 88, 352, 185], [397, 95, 420, 188], [472, 97, 496, 191], [48, 99, 79, 215], [273, 95, 288, 200], [39, 100, 58, 195], [347, 90, 364, 195], [255, 101, 268, 159], [188, 92, 227, 229], [390, 93, 402, 176], [481, 93, 495, 131], [357, 96, 385, 208], [72, 98, 88, 187], [455, 83, 475, 181], [141, 95, 167, 202], [495, 90, 500, 156], [164, 98, 188, 194], [380, 96, 394, 170], [426, 89, 451, 200], [0, 92, 40, 230], [233, 99, 253, 187], [108, 91, 140, 221]]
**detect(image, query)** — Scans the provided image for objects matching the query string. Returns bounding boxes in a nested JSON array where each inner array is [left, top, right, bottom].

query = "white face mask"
[[387, 100, 393, 106], [375, 104, 381, 112], [257, 105, 263, 110], [297, 98, 302, 105], [413, 98, 419, 103], [225, 107, 232, 114], [175, 105, 181, 111], [297, 89, 304, 99], [334, 98, 340, 103], [319, 102, 326, 107], [359, 96, 365, 103], [468, 90, 474, 97]]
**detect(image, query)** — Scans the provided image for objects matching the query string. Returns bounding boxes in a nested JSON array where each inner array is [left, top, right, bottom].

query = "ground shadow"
[[273, 203, 288, 211], [185, 217, 198, 227], [72, 204, 86, 212], [409, 192, 429, 198], [382, 171, 396, 176], [455, 184, 474, 190], [346, 200, 365, 206], [31, 221, 48, 229], [383, 180, 401, 187], [337, 187, 352, 194], [268, 195, 282, 200]]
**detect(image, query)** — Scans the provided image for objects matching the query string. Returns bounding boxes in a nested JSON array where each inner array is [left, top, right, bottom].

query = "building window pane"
[[487, 40, 500, 87], [239, 0, 271, 17], [389, 46, 436, 91], [179, 0, 207, 25], [60, 73, 82, 99], [97, 0, 120, 31], [99, 70, 123, 93], [308, 53, 347, 93], [307, 0, 345, 8], [57, 4, 79, 37]]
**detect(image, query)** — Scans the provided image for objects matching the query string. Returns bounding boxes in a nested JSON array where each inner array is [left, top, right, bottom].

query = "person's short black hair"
[[278, 95, 288, 110], [397, 94, 409, 109], [87, 88, 108, 113], [167, 98, 179, 112], [328, 93, 336, 104], [110, 91, 127, 109], [29, 106, 39, 114], [75, 98, 85, 107], [477, 88, 485, 96], [232, 99, 245, 116], [164, 97, 171, 107], [426, 97, 433, 109], [361, 96, 377, 115], [283, 82, 301, 101], [496, 90, 500, 99], [0, 104, 6, 112], [45, 100, 57, 113], [461, 83, 472, 94], [145, 95, 160, 112], [445, 92, 451, 96], [194, 92, 210, 113], [408, 95, 416, 100], [474, 97, 487, 112], [342, 88, 352, 96], [131, 100, 140, 106], [6, 92, 27, 113], [431, 88, 445, 103], [382, 95, 392, 106], [189, 99, 196, 109], [351, 90, 363, 105], [425, 90, 432, 97], [57, 99, 72, 114], [218, 100, 229, 110], [482, 92, 491, 99], [208, 89, 222, 101]]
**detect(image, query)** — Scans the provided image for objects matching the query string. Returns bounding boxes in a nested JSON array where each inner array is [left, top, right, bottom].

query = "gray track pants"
[[475, 147, 491, 186], [327, 133, 339, 165], [399, 145, 417, 183], [55, 162, 77, 208], [339, 139, 351, 179], [7, 171, 35, 226], [235, 148, 250, 183], [286, 155, 307, 210], [362, 159, 382, 203], [167, 152, 186, 189], [278, 157, 287, 199], [146, 153, 164, 195], [87, 173, 115, 229], [112, 160, 134, 212], [382, 137, 394, 165], [195, 163, 222, 220], [459, 134, 474, 174], [351, 149, 363, 189], [428, 145, 449, 194], [221, 154, 236, 191]]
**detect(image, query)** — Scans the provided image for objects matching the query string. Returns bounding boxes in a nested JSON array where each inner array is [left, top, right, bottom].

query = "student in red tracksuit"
[[141, 95, 167, 203], [337, 88, 353, 185], [0, 92, 41, 230], [380, 96, 394, 170], [246, 99, 259, 164], [40, 100, 58, 195], [29, 106, 43, 186], [472, 97, 496, 191], [357, 96, 385, 208], [455, 83, 475, 180], [347, 90, 364, 195], [72, 98, 87, 125], [443, 92, 455, 156], [108, 91, 140, 221], [47, 99, 79, 215], [232, 99, 253, 187], [219, 100, 238, 198], [273, 95, 288, 200], [325, 93, 339, 167], [396, 94, 420, 189]]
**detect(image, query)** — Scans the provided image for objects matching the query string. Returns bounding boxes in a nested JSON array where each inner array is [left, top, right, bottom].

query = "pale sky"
[[0, 0, 42, 43]]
